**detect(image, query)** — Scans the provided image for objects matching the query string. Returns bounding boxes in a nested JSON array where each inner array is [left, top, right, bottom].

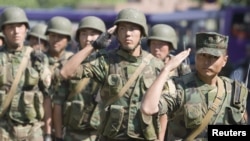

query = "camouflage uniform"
[[157, 32, 248, 141], [45, 16, 73, 141], [0, 7, 51, 141], [54, 52, 100, 141], [45, 16, 74, 98], [53, 16, 106, 141], [147, 24, 192, 141], [75, 48, 164, 140], [61, 8, 164, 141]]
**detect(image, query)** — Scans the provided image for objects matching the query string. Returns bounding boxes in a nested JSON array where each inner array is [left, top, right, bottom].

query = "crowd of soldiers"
[[0, 5, 248, 141]]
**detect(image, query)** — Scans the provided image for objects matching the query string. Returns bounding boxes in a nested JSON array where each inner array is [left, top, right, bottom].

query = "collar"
[[3, 45, 25, 55], [195, 73, 216, 91], [116, 48, 147, 63]]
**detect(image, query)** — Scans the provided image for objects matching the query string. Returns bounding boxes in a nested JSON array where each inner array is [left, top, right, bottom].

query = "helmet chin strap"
[[121, 37, 142, 53]]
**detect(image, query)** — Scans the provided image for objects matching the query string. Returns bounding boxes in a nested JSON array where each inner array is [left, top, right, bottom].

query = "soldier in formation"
[[141, 32, 249, 141], [0, 6, 51, 141], [52, 16, 106, 141], [27, 23, 48, 53], [147, 24, 192, 140], [60, 8, 164, 141]]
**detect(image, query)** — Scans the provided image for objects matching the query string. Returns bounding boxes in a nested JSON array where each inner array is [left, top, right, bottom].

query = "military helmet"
[[75, 16, 106, 42], [46, 16, 72, 40], [148, 24, 177, 50], [27, 23, 47, 41], [114, 8, 148, 36], [0, 6, 29, 30]]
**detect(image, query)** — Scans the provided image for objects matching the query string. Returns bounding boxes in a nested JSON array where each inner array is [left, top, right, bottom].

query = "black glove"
[[31, 50, 45, 63], [92, 32, 112, 50], [44, 134, 52, 141]]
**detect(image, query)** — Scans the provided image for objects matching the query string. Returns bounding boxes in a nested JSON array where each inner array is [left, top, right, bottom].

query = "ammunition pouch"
[[23, 91, 37, 121], [24, 67, 39, 87], [12, 121, 44, 140], [184, 103, 203, 128], [0, 64, 7, 87], [13, 124, 32, 140], [107, 74, 123, 95], [90, 104, 101, 130], [139, 112, 158, 140], [226, 80, 248, 124], [63, 100, 85, 130], [0, 90, 6, 112], [10, 90, 44, 122], [34, 91, 44, 120], [102, 105, 124, 138], [0, 120, 10, 141], [100, 74, 123, 102]]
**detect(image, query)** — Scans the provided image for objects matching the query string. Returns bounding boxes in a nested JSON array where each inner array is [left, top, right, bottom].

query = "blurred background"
[[0, 0, 250, 76]]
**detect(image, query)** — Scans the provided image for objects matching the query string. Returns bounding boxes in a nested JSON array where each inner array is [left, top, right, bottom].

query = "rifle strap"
[[0, 46, 33, 118], [104, 53, 154, 107], [185, 77, 224, 141], [67, 77, 91, 100]]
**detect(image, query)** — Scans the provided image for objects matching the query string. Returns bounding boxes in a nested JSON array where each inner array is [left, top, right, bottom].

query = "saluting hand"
[[163, 48, 191, 72]]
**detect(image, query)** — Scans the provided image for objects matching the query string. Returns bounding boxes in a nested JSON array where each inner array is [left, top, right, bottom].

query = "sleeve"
[[158, 79, 183, 115], [52, 79, 69, 105], [76, 54, 108, 83], [37, 55, 52, 96]]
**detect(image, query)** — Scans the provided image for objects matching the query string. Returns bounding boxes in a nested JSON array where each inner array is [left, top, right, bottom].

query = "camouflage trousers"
[[0, 120, 44, 141], [64, 129, 98, 141]]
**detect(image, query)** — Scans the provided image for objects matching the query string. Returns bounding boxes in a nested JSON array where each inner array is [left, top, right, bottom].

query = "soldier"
[[147, 24, 191, 141], [141, 32, 249, 141], [0, 6, 51, 141], [44, 16, 74, 141], [60, 8, 164, 141], [27, 23, 48, 53], [148, 24, 191, 77], [52, 16, 106, 141]]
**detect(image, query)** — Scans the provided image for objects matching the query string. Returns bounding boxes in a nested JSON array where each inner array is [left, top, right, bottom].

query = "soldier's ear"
[[222, 55, 228, 67]]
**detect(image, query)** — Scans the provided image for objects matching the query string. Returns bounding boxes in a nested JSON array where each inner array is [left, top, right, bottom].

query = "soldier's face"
[[117, 22, 142, 51], [195, 53, 228, 78], [48, 32, 68, 55], [3, 23, 27, 49], [29, 36, 47, 52], [79, 28, 101, 49], [149, 40, 171, 61]]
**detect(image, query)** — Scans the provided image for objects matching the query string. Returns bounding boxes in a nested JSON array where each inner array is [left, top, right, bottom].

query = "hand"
[[92, 25, 117, 50], [44, 134, 52, 141], [31, 50, 45, 63], [163, 48, 191, 72]]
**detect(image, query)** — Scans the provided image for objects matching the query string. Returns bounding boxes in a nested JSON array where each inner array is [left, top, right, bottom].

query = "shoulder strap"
[[0, 47, 33, 118], [104, 53, 154, 107], [185, 77, 224, 141], [67, 77, 91, 100]]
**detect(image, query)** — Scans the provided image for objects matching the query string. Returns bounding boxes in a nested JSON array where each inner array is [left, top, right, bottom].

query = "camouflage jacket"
[[46, 50, 73, 97], [53, 51, 101, 131], [159, 72, 248, 141], [75, 48, 164, 140], [0, 46, 51, 124]]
